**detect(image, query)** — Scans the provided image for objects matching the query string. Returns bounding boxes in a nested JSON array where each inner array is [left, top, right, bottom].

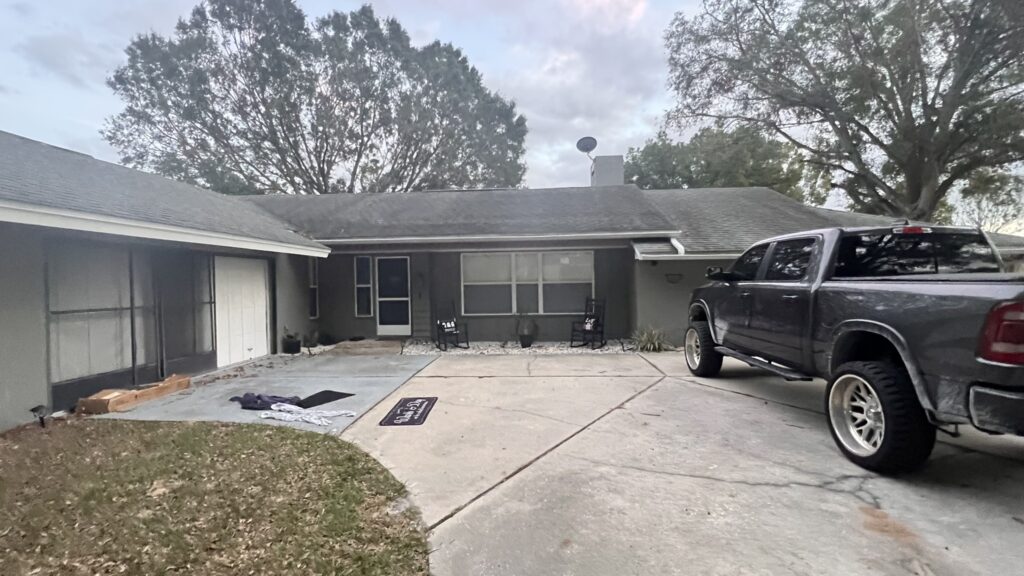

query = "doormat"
[[379, 397, 438, 426], [297, 390, 354, 409]]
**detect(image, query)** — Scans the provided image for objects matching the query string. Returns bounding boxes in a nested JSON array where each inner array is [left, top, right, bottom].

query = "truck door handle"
[[781, 294, 800, 301], [739, 291, 752, 299]]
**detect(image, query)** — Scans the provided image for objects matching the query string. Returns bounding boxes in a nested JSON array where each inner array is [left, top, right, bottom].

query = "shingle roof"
[[642, 188, 846, 253], [0, 131, 325, 252], [245, 185, 679, 241], [645, 188, 1024, 253]]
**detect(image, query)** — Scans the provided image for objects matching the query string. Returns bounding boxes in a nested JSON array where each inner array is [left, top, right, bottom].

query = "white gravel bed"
[[401, 339, 635, 355]]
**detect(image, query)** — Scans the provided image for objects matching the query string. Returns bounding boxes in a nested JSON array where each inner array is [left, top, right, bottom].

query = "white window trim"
[[308, 258, 320, 320], [354, 255, 374, 318], [460, 251, 595, 317]]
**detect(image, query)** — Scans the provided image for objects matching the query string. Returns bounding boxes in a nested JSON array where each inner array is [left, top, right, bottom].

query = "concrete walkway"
[[341, 353, 1024, 576], [103, 354, 436, 434]]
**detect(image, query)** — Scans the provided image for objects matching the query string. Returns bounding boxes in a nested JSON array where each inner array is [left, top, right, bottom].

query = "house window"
[[308, 258, 319, 319], [354, 256, 373, 317], [461, 251, 594, 316]]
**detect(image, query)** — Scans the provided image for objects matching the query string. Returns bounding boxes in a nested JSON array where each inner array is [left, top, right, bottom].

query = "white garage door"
[[214, 257, 269, 367]]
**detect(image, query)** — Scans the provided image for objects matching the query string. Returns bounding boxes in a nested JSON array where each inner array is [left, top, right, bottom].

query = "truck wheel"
[[684, 322, 722, 377], [826, 361, 935, 474]]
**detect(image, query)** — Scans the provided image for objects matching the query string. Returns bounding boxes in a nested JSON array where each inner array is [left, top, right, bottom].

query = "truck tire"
[[684, 321, 723, 377], [825, 361, 935, 474]]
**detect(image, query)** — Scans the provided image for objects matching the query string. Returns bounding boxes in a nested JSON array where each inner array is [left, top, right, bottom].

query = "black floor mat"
[[379, 397, 437, 426], [297, 390, 354, 409]]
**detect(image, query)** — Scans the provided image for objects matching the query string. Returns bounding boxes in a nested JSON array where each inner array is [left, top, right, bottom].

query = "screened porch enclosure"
[[47, 241, 216, 410]]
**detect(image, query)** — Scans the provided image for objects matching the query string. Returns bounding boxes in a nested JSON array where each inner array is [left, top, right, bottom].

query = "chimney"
[[590, 155, 624, 186]]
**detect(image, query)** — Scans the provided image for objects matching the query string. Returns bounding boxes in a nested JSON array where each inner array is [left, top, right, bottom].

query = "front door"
[[376, 256, 411, 336]]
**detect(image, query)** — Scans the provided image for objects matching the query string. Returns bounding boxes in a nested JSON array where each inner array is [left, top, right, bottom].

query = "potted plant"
[[282, 327, 302, 355], [516, 314, 537, 348]]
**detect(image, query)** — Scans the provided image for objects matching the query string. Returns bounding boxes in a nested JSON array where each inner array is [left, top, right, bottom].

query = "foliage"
[[953, 171, 1024, 232], [104, 1, 527, 195], [632, 326, 673, 353], [0, 420, 428, 575], [625, 126, 810, 202], [666, 0, 1024, 221]]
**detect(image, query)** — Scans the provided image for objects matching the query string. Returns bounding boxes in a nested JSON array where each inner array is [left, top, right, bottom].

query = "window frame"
[[354, 255, 374, 318], [307, 257, 320, 320], [729, 243, 771, 282], [460, 251, 595, 317], [763, 237, 818, 283]]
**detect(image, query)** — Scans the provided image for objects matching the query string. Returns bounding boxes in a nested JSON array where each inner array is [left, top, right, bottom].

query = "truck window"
[[730, 244, 769, 280], [766, 238, 816, 281], [833, 232, 1001, 277]]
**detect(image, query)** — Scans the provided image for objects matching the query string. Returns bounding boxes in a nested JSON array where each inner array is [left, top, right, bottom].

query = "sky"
[[0, 0, 700, 189]]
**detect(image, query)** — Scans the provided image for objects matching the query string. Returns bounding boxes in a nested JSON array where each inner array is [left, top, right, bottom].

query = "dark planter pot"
[[519, 335, 535, 348], [282, 338, 302, 354]]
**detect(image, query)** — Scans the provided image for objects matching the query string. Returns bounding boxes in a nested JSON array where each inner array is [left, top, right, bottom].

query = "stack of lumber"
[[76, 374, 190, 414]]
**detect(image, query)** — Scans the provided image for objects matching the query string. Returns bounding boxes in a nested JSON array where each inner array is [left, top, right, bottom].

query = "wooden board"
[[77, 374, 191, 414]]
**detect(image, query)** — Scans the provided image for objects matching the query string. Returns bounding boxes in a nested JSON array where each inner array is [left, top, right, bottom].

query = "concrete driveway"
[[103, 353, 435, 433], [342, 354, 1024, 576]]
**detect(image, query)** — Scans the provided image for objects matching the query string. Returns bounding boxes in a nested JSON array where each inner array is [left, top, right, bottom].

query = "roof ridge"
[[0, 129, 94, 159]]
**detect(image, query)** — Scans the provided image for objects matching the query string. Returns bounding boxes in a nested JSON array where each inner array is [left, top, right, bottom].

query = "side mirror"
[[706, 266, 731, 281]]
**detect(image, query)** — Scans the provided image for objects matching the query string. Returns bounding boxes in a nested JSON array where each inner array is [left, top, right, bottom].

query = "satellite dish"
[[576, 136, 597, 154]]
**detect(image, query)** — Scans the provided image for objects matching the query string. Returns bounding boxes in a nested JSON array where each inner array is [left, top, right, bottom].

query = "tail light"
[[892, 226, 932, 234], [979, 301, 1024, 365]]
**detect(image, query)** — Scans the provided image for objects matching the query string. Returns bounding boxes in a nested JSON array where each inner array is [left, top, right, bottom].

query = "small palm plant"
[[632, 326, 673, 352]]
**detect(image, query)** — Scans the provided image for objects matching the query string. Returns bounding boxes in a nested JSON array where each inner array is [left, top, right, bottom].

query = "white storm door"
[[375, 256, 411, 336]]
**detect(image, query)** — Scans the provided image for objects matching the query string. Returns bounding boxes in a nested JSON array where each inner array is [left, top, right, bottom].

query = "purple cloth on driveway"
[[229, 393, 301, 411]]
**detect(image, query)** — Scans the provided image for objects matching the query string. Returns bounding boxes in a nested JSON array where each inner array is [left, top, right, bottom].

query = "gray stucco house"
[[2, 130, 1022, 430]]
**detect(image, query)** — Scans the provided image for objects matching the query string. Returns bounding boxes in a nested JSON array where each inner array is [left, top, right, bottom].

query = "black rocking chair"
[[434, 303, 470, 352], [570, 297, 606, 349]]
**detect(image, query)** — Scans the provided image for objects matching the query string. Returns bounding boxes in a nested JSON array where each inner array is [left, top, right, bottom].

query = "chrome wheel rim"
[[684, 328, 701, 369], [828, 374, 885, 457]]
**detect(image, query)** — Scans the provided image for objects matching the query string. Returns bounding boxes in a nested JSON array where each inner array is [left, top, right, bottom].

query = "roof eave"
[[318, 230, 682, 245], [0, 199, 330, 258]]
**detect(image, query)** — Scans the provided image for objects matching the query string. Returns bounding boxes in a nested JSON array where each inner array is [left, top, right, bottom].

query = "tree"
[[953, 170, 1024, 232], [666, 0, 1024, 221], [103, 1, 527, 194], [624, 126, 808, 201]]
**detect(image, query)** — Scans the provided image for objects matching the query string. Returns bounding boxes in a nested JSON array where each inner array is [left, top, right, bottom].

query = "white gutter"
[[0, 199, 330, 257], [637, 252, 742, 261], [318, 230, 682, 245]]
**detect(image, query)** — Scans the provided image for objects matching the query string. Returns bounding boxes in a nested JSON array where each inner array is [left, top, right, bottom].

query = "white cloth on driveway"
[[258, 403, 357, 427]]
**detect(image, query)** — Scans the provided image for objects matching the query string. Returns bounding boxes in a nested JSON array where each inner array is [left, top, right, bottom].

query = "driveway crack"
[[428, 376, 665, 531], [563, 454, 880, 507]]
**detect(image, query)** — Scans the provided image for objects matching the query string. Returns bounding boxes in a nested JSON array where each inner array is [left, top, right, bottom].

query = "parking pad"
[[101, 354, 436, 433]]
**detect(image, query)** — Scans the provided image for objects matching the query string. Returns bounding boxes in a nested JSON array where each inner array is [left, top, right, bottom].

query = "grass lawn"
[[0, 419, 428, 575]]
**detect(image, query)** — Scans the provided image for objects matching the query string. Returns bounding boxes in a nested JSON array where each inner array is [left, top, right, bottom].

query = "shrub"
[[632, 327, 673, 352]]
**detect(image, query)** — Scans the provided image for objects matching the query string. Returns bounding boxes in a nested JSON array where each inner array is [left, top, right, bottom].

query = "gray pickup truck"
[[685, 225, 1024, 474]]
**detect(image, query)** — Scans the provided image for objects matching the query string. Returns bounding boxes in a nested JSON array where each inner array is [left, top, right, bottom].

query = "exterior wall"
[[0, 223, 289, 431], [318, 248, 633, 342], [0, 223, 48, 431], [318, 253, 430, 340], [274, 254, 317, 348], [632, 258, 734, 345], [430, 248, 633, 342]]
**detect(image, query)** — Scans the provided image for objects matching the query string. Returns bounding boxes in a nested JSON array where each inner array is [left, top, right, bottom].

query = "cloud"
[[561, 0, 648, 32], [15, 31, 120, 88], [7, 1, 32, 17], [479, 0, 672, 186]]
